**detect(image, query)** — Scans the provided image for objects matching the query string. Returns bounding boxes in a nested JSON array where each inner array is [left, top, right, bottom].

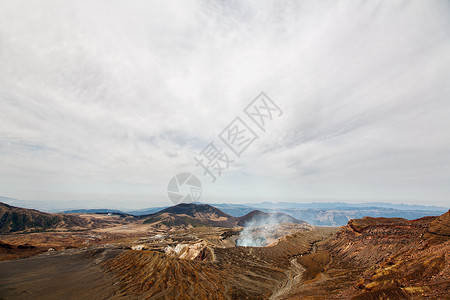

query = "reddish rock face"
[[425, 209, 450, 243], [284, 211, 450, 299]]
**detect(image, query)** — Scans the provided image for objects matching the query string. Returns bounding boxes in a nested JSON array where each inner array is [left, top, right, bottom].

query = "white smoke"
[[236, 212, 299, 247]]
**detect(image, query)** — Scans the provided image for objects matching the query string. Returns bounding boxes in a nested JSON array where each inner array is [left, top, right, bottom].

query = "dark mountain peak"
[[158, 203, 233, 218], [244, 209, 265, 215], [143, 203, 237, 228]]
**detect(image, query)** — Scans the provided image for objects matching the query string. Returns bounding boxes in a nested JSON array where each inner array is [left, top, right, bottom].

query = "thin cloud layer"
[[0, 0, 449, 207]]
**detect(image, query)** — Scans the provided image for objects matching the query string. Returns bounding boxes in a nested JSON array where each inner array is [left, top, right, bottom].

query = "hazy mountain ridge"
[[1, 202, 307, 233], [63, 205, 445, 227], [1, 196, 447, 227], [213, 203, 447, 226], [238, 201, 448, 211]]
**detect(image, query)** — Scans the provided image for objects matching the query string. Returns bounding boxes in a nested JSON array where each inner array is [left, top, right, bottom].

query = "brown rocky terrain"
[[283, 211, 450, 299], [0, 202, 89, 233], [103, 227, 337, 299], [0, 203, 448, 299]]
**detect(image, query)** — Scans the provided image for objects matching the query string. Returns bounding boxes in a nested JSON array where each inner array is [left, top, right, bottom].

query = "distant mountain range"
[[1, 195, 447, 226], [211, 203, 448, 226], [131, 202, 448, 226], [239, 201, 448, 211], [141, 203, 305, 228], [64, 204, 448, 226], [0, 201, 305, 232]]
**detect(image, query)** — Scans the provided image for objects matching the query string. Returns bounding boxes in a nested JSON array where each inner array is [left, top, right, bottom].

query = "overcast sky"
[[0, 0, 449, 209]]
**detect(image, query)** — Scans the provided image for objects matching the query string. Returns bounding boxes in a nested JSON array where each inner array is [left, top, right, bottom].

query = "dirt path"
[[269, 233, 336, 300], [269, 257, 305, 300]]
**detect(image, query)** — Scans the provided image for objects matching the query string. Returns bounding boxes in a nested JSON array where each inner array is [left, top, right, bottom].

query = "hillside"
[[152, 203, 231, 216], [142, 203, 238, 227], [283, 210, 450, 299], [0, 202, 135, 233], [0, 202, 90, 233]]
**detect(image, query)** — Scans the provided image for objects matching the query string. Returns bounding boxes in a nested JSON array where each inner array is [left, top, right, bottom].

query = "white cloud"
[[0, 0, 449, 207]]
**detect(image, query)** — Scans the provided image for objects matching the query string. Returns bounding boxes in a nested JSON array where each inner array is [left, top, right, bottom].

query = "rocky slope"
[[0, 202, 90, 233], [283, 211, 450, 299], [103, 227, 337, 299]]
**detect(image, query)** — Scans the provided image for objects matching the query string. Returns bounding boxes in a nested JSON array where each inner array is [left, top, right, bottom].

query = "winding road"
[[269, 257, 305, 300]]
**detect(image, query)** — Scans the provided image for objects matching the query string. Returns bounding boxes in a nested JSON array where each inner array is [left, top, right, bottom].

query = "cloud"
[[0, 0, 449, 207]]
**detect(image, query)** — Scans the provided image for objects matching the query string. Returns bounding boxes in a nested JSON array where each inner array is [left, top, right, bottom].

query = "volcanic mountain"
[[142, 203, 238, 227], [0, 202, 134, 233], [142, 203, 306, 228], [0, 202, 91, 233]]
